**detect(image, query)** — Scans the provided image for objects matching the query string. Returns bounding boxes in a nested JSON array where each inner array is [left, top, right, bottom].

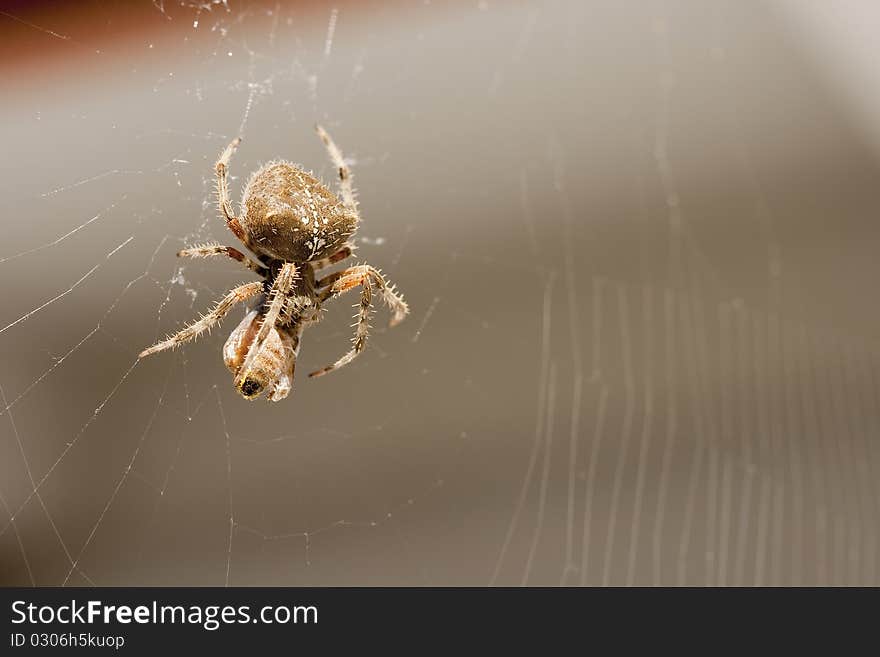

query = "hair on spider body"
[[241, 160, 358, 263], [138, 126, 410, 402]]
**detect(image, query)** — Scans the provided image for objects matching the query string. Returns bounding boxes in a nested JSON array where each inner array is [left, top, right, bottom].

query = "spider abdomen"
[[241, 161, 357, 263]]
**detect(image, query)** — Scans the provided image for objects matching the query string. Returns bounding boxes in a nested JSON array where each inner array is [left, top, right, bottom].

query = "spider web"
[[1, 0, 880, 586]]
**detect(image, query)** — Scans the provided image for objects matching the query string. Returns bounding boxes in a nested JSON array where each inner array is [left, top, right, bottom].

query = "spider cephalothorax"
[[139, 126, 409, 401]]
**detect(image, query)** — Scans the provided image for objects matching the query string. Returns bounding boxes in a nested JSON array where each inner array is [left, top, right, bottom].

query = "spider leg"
[[309, 265, 409, 378], [315, 124, 357, 216], [178, 244, 269, 277], [215, 137, 249, 244], [139, 281, 263, 358], [309, 244, 353, 270], [317, 264, 409, 327], [310, 275, 372, 379], [233, 263, 309, 394]]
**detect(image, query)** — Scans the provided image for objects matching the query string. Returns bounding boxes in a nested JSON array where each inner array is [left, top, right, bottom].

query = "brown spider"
[[139, 126, 409, 401]]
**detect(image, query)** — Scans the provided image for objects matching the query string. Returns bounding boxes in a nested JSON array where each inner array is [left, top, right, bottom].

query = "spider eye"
[[240, 378, 263, 398]]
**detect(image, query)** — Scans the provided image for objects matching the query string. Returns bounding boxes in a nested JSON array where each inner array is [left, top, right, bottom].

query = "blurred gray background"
[[1, 0, 880, 586]]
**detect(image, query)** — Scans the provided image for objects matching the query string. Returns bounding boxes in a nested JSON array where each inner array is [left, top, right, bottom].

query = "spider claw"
[[138, 342, 166, 358]]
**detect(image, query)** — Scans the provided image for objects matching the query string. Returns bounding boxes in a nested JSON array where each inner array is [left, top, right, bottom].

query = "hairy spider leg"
[[178, 244, 269, 277], [309, 245, 353, 270], [232, 263, 308, 395], [310, 265, 409, 377], [316, 124, 357, 215], [139, 281, 263, 358]]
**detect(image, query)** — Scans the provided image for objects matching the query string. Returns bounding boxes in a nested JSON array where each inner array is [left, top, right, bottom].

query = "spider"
[[139, 126, 409, 401]]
